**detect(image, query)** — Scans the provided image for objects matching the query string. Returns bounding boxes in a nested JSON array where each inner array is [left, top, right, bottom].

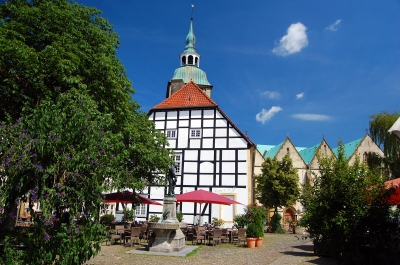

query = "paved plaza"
[[85, 233, 337, 265]]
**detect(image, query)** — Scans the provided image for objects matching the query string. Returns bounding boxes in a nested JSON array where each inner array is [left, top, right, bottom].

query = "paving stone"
[[85, 233, 336, 265]]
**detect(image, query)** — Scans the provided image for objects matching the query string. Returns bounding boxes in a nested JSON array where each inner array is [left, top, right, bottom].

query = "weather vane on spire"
[[191, 4, 194, 20]]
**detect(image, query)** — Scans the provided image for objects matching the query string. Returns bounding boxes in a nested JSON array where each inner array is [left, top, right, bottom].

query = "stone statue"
[[166, 165, 177, 195]]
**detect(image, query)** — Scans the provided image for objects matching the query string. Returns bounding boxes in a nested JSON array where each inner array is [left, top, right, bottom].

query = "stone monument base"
[[147, 196, 186, 253], [148, 223, 186, 253]]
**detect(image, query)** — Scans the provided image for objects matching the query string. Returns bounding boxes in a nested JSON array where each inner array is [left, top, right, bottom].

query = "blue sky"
[[77, 0, 399, 148]]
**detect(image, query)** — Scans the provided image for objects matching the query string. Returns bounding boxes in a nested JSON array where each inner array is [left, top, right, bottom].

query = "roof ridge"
[[152, 81, 217, 109]]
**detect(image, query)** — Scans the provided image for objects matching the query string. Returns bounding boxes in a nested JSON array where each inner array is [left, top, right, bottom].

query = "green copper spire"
[[184, 19, 196, 53]]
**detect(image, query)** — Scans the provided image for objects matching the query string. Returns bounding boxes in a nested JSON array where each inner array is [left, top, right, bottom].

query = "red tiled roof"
[[152, 81, 217, 109]]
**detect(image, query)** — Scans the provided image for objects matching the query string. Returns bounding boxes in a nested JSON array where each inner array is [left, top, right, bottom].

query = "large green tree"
[[299, 143, 400, 264], [255, 154, 300, 216], [0, 1, 171, 264], [369, 110, 400, 178]]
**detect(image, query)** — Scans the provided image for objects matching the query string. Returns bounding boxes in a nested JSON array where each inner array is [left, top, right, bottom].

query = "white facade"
[[148, 107, 253, 226]]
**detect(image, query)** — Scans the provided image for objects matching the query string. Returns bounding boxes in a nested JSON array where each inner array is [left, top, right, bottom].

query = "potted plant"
[[149, 214, 160, 223], [212, 217, 224, 228], [233, 214, 247, 229], [245, 222, 258, 248], [245, 204, 268, 247], [176, 211, 184, 222]]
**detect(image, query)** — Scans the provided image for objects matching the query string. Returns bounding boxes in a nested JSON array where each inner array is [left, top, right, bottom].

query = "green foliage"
[[369, 110, 400, 178], [233, 214, 247, 229], [176, 211, 183, 222], [255, 154, 300, 213], [270, 214, 285, 234], [245, 222, 258, 238], [244, 205, 267, 238], [100, 214, 115, 226], [212, 217, 224, 227], [0, 0, 171, 264], [149, 214, 160, 223], [299, 142, 400, 263], [122, 209, 134, 222]]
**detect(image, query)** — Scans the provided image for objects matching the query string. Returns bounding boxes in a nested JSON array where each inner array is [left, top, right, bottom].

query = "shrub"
[[149, 214, 160, 222], [176, 211, 184, 222], [122, 209, 134, 222], [100, 214, 115, 226], [245, 222, 258, 238], [233, 214, 247, 229], [212, 217, 224, 227], [270, 213, 285, 233], [245, 204, 268, 238]]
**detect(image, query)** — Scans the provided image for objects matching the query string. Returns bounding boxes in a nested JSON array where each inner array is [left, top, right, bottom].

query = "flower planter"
[[255, 237, 263, 247], [246, 238, 257, 248]]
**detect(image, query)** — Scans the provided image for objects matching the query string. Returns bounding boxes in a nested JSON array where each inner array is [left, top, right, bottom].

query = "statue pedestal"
[[147, 196, 185, 253]]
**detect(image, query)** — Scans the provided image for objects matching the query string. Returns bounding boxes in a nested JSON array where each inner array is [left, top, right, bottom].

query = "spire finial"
[[191, 4, 194, 20]]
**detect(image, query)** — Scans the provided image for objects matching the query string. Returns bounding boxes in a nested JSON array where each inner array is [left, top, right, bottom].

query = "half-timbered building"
[[145, 19, 254, 226]]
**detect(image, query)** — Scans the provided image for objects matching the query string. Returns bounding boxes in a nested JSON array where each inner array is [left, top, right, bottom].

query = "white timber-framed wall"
[[147, 107, 254, 227]]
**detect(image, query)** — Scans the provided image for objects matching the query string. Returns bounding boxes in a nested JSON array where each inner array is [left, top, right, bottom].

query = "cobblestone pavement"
[[85, 233, 337, 265]]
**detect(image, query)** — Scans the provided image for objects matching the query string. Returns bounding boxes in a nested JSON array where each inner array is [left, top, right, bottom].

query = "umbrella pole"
[[199, 203, 202, 225]]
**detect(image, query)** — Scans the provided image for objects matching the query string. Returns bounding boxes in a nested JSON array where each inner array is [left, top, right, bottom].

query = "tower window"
[[181, 56, 186, 65], [188, 55, 193, 65], [195, 57, 199, 66]]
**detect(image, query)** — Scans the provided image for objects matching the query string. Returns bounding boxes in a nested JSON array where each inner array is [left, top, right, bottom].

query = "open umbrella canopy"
[[104, 190, 162, 205], [175, 189, 242, 205], [388, 117, 400, 140], [384, 178, 400, 205]]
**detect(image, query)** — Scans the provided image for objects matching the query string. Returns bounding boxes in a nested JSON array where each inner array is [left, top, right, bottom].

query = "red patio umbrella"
[[104, 190, 162, 205], [175, 189, 242, 224], [384, 178, 400, 205]]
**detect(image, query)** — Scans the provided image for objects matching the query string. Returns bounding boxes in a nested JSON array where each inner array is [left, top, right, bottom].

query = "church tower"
[[166, 18, 213, 98]]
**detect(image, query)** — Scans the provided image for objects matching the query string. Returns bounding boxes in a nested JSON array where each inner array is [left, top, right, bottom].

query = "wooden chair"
[[192, 227, 206, 245], [209, 229, 223, 246], [125, 227, 141, 247], [232, 228, 246, 246], [140, 224, 148, 242], [221, 228, 229, 243], [106, 226, 123, 245]]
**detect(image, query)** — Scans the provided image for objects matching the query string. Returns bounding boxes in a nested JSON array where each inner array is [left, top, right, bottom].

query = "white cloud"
[[296, 92, 305, 99], [261, 91, 281, 99], [325, 19, 342, 31], [272, 23, 308, 56], [292, 114, 331, 121], [256, 106, 282, 124]]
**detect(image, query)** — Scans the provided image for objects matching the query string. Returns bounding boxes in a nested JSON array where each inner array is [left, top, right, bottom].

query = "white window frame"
[[190, 129, 201, 138], [173, 153, 182, 174], [135, 204, 146, 217], [166, 130, 177, 138]]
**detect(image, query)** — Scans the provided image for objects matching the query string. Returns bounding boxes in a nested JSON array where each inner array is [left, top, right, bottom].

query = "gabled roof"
[[149, 81, 254, 148], [299, 143, 321, 165], [152, 81, 216, 109], [264, 142, 284, 159], [332, 137, 363, 159], [257, 144, 276, 157]]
